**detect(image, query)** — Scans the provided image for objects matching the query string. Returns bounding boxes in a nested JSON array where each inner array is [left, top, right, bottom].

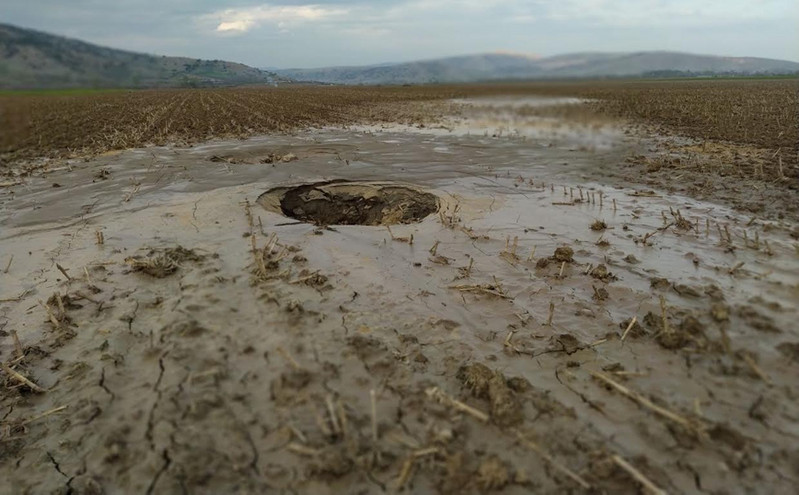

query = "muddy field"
[[2, 80, 797, 168], [2, 92, 799, 494]]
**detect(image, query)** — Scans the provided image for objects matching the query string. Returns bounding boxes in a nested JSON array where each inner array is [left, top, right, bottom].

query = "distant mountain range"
[[3, 22, 798, 90], [0, 23, 286, 89], [273, 52, 799, 85]]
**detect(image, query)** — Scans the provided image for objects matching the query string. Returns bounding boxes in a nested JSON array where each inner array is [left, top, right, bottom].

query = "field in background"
[[1, 79, 797, 175]]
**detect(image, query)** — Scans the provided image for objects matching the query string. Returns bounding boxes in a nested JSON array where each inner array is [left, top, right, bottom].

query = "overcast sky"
[[5, 1, 799, 68]]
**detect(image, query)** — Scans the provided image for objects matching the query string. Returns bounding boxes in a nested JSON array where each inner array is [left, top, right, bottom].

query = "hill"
[[0, 23, 285, 89], [274, 51, 799, 85]]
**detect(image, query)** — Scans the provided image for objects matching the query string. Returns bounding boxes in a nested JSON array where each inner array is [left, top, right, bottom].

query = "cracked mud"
[[1, 97, 798, 494]]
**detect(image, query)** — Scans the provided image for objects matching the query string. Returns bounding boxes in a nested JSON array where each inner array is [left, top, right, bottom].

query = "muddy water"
[[1, 98, 798, 494]]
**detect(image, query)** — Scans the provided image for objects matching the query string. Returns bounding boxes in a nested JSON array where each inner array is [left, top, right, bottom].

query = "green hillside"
[[0, 23, 285, 89]]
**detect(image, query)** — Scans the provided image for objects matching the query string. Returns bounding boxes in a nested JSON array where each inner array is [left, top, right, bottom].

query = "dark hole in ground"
[[265, 181, 439, 226]]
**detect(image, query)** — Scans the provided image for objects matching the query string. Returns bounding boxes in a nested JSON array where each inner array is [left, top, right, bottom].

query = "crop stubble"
[[1, 80, 797, 171]]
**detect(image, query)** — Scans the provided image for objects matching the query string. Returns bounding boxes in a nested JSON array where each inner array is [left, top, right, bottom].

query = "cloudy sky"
[[5, 1, 799, 68]]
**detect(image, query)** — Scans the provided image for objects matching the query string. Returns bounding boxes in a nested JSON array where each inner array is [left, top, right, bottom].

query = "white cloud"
[[205, 4, 348, 34], [183, 0, 798, 64], [382, 0, 790, 28], [217, 20, 255, 32], [541, 0, 789, 26], [202, 1, 793, 37]]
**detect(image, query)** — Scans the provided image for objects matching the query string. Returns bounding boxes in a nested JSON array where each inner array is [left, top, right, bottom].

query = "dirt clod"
[[711, 303, 730, 322], [619, 318, 647, 338], [552, 246, 574, 263], [590, 264, 617, 282], [475, 455, 510, 490], [776, 342, 799, 362], [592, 285, 609, 301], [650, 278, 671, 290], [457, 363, 524, 426], [623, 254, 639, 264], [656, 330, 691, 350], [673, 284, 702, 297], [125, 245, 204, 278]]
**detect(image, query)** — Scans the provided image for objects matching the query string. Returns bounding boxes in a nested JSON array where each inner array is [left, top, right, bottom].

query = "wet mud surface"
[[1, 98, 799, 494], [260, 181, 440, 226]]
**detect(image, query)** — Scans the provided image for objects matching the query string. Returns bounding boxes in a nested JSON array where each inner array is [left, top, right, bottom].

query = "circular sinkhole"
[[257, 180, 440, 226]]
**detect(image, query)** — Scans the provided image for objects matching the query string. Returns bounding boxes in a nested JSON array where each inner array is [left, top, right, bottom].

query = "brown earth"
[[260, 181, 440, 226], [1, 93, 798, 494]]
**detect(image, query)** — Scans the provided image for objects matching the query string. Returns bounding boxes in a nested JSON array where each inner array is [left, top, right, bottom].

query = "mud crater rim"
[[257, 180, 440, 226]]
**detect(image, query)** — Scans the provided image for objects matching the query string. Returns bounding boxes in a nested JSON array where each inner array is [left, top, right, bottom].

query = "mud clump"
[[125, 246, 205, 278], [458, 362, 495, 397], [259, 181, 439, 226], [776, 342, 799, 362], [126, 254, 178, 278], [710, 303, 730, 322], [457, 363, 524, 427], [306, 449, 354, 479], [537, 246, 575, 268], [650, 277, 671, 290], [270, 368, 312, 405], [619, 317, 647, 339], [549, 333, 586, 354], [590, 264, 617, 282], [592, 285, 609, 301], [552, 246, 574, 263], [673, 284, 702, 297], [262, 152, 298, 164], [295, 269, 330, 288], [705, 284, 725, 301], [475, 456, 510, 490], [653, 315, 708, 350]]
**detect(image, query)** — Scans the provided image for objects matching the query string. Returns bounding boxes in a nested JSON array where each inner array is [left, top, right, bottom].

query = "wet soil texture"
[[260, 180, 439, 226], [1, 97, 798, 495]]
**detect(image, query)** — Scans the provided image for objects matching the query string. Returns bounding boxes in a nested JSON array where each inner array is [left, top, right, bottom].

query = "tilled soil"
[[1, 98, 798, 495]]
